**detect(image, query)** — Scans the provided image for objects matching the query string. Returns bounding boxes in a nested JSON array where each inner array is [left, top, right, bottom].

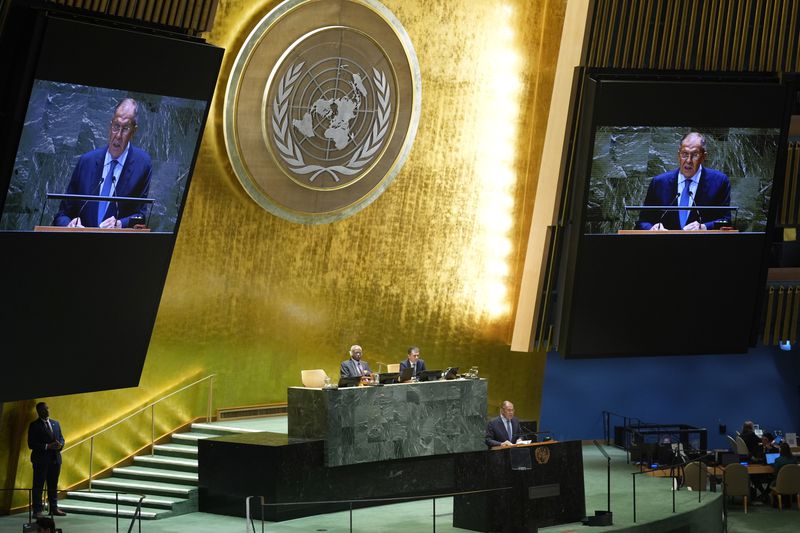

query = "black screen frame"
[[0, 9, 223, 401], [556, 70, 792, 357]]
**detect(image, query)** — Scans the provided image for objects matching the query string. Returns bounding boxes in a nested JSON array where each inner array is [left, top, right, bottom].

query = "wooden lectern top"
[[34, 226, 151, 233]]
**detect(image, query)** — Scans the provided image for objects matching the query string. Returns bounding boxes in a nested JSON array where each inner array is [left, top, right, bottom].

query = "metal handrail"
[[246, 487, 514, 533], [61, 373, 215, 488]]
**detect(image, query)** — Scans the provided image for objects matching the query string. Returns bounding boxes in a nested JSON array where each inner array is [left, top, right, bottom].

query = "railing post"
[[207, 375, 214, 422], [151, 404, 155, 456], [432, 497, 436, 533], [88, 436, 94, 490], [632, 474, 636, 523]]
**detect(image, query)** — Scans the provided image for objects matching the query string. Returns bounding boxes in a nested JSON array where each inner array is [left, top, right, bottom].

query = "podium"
[[37, 192, 154, 230], [452, 441, 586, 531]]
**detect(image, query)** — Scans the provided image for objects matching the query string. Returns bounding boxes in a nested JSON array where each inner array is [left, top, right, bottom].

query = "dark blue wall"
[[540, 346, 800, 450]]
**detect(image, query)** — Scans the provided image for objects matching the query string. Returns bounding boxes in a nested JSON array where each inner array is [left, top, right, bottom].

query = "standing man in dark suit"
[[636, 132, 731, 231], [27, 402, 66, 517], [53, 98, 152, 229], [340, 344, 372, 378], [485, 400, 520, 448], [399, 346, 426, 379]]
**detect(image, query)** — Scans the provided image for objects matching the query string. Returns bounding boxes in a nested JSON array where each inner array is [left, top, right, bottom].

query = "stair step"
[[171, 432, 220, 443], [66, 490, 184, 510], [56, 499, 166, 520], [153, 443, 198, 458], [113, 466, 198, 485], [91, 477, 195, 497], [190, 422, 264, 435], [134, 455, 198, 472]]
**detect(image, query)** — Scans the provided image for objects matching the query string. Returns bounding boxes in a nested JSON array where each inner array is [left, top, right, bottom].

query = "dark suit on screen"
[[635, 167, 731, 230], [28, 418, 65, 513], [485, 415, 520, 447], [53, 145, 152, 228], [399, 358, 426, 378]]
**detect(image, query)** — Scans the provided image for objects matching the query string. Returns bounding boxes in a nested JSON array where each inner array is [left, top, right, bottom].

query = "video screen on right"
[[584, 126, 780, 234]]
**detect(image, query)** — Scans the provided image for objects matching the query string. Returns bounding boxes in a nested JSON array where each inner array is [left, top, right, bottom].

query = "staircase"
[[58, 422, 260, 520]]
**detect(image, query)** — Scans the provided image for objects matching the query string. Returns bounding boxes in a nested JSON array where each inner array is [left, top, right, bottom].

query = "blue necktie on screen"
[[505, 419, 513, 441], [98, 159, 118, 225], [678, 179, 692, 228]]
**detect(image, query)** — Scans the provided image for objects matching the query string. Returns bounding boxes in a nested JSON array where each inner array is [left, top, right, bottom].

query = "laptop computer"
[[338, 376, 363, 388], [397, 366, 414, 383], [766, 452, 780, 465]]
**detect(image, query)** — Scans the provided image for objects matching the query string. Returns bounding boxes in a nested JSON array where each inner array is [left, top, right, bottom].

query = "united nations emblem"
[[224, 0, 421, 223], [534, 446, 551, 465]]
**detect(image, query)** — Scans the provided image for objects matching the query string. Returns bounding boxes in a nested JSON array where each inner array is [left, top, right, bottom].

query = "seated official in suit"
[[485, 400, 521, 448], [635, 132, 731, 231], [340, 344, 372, 378], [399, 346, 426, 379], [53, 98, 152, 229]]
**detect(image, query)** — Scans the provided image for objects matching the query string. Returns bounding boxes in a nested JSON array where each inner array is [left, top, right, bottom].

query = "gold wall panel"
[[1, 0, 567, 506]]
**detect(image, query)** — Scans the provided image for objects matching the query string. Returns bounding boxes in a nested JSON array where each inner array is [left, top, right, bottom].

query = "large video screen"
[[585, 126, 780, 234], [0, 9, 222, 402], [0, 80, 207, 233], [553, 72, 791, 357]]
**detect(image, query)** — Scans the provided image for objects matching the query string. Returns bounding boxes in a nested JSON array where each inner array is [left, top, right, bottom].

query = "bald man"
[[339, 344, 372, 378]]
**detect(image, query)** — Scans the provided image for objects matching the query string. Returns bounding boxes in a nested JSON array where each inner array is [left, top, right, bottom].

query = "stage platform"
[[0, 417, 795, 532]]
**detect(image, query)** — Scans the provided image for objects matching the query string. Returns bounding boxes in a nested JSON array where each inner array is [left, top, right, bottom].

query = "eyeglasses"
[[110, 122, 134, 134], [679, 151, 704, 161]]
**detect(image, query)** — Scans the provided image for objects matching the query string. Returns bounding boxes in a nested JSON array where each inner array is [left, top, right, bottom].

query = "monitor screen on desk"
[[766, 452, 780, 465], [418, 370, 442, 382], [338, 376, 363, 388]]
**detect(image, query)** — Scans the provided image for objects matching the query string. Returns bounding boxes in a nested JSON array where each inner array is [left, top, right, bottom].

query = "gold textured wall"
[[0, 0, 567, 507]]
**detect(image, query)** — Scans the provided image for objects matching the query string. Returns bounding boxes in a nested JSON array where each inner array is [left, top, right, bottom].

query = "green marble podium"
[[287, 379, 488, 466]]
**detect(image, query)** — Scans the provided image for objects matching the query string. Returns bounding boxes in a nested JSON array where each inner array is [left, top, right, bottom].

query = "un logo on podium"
[[225, 0, 421, 223]]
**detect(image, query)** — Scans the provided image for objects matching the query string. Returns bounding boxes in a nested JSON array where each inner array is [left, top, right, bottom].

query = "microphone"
[[689, 190, 703, 228], [74, 175, 105, 226], [658, 192, 680, 227]]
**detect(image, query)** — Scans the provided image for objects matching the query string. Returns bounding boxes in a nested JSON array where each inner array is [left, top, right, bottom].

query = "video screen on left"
[[0, 80, 208, 233]]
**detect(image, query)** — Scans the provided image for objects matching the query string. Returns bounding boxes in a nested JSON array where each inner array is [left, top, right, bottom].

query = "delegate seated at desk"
[[485, 401, 520, 448], [635, 132, 730, 231], [740, 420, 763, 460], [340, 344, 372, 378], [773, 442, 797, 478], [399, 346, 426, 379]]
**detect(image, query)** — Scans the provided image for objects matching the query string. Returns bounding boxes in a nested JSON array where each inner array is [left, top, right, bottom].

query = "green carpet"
[[1, 443, 796, 532]]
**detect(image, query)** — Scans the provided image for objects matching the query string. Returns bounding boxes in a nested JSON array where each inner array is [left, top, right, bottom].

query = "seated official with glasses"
[[53, 98, 152, 229], [635, 132, 731, 231]]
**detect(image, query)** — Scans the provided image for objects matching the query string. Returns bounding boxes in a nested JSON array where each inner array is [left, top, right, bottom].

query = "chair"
[[300, 369, 328, 388], [387, 364, 400, 373], [771, 464, 800, 510], [735, 436, 750, 455], [724, 463, 750, 513], [725, 435, 738, 452], [682, 461, 707, 491]]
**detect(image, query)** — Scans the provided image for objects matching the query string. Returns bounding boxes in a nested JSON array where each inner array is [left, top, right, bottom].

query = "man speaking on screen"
[[635, 132, 731, 231], [53, 98, 152, 229]]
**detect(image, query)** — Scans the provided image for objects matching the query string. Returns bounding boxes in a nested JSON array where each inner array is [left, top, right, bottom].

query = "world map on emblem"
[[271, 57, 392, 189]]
